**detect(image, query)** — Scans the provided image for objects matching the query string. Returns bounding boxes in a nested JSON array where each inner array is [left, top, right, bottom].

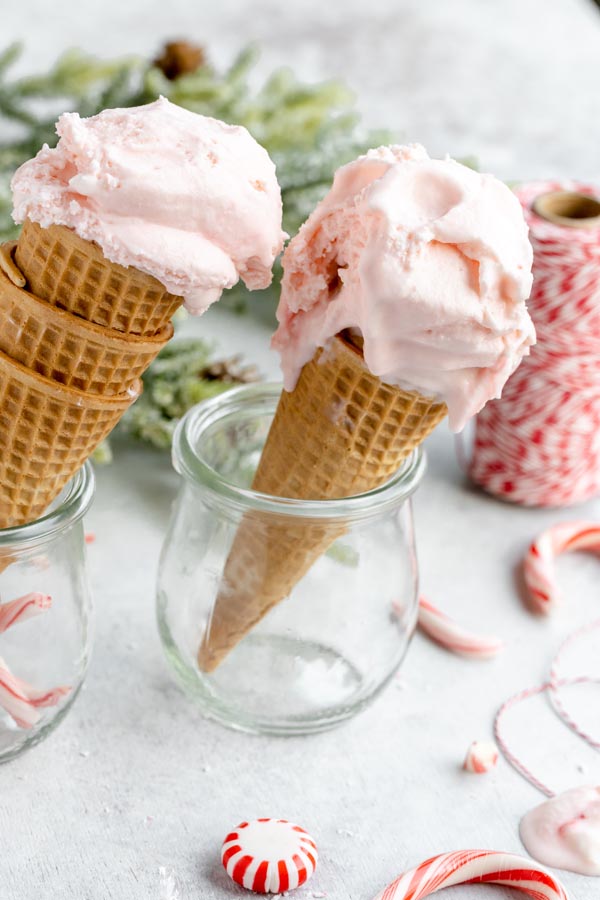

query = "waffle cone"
[[198, 335, 447, 671], [0, 350, 140, 528], [15, 220, 183, 335], [0, 268, 172, 395]]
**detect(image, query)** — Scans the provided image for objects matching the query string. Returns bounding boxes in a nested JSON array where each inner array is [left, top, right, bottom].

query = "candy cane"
[[371, 849, 569, 900], [0, 657, 70, 729], [0, 592, 51, 633], [524, 521, 600, 614], [0, 659, 41, 728], [417, 597, 504, 659], [0, 592, 71, 729], [463, 741, 498, 774]]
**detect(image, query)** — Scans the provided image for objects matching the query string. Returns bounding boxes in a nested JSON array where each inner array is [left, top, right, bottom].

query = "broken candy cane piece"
[[524, 521, 600, 615], [0, 656, 71, 730], [417, 597, 504, 659], [370, 849, 570, 900], [463, 741, 499, 773], [0, 592, 51, 633]]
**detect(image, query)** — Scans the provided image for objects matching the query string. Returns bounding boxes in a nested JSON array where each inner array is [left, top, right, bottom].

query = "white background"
[[0, 1, 599, 898]]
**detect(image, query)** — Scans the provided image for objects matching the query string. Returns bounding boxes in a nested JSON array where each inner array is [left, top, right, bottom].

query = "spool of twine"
[[468, 181, 600, 507]]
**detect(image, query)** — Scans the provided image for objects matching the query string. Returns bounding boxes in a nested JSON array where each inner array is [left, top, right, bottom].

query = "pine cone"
[[154, 41, 205, 80], [201, 355, 260, 385]]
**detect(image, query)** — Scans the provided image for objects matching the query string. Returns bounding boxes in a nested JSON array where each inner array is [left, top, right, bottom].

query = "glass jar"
[[157, 384, 424, 735], [0, 463, 95, 763]]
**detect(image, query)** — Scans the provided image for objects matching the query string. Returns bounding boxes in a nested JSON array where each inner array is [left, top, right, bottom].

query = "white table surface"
[[1, 2, 600, 898]]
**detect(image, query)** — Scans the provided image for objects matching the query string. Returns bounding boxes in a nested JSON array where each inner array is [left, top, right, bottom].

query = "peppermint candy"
[[221, 818, 317, 893]]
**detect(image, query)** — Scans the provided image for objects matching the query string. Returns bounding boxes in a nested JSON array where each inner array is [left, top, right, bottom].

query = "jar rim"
[[0, 462, 95, 546], [173, 383, 426, 520]]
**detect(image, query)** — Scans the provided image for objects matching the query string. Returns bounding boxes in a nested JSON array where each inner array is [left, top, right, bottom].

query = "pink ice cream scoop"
[[11, 97, 286, 314], [274, 144, 535, 431]]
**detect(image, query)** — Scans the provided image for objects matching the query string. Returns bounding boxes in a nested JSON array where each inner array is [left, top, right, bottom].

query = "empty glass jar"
[[157, 384, 425, 735], [0, 463, 95, 763]]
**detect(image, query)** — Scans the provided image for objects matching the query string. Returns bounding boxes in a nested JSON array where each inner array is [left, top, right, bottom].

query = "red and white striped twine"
[[495, 625, 600, 797], [549, 618, 600, 751], [469, 180, 600, 507]]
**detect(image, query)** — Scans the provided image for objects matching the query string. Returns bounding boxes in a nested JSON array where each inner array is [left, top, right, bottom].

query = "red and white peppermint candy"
[[371, 849, 569, 900], [221, 818, 317, 893], [463, 741, 499, 774], [524, 521, 600, 614], [417, 597, 504, 659]]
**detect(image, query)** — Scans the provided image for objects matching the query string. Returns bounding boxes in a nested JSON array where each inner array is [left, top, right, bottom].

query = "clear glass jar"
[[157, 384, 424, 735], [0, 463, 95, 763]]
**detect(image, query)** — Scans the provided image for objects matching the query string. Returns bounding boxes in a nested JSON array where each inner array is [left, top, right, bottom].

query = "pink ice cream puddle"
[[12, 97, 286, 315], [520, 786, 600, 876], [275, 144, 535, 431]]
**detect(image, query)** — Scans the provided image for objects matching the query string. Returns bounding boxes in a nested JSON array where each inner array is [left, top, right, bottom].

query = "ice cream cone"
[[0, 349, 140, 528], [198, 334, 447, 671], [15, 220, 183, 335], [0, 267, 172, 395]]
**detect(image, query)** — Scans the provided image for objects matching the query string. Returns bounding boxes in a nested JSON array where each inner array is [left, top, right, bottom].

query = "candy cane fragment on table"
[[523, 521, 600, 614], [463, 741, 499, 774], [371, 849, 570, 900], [0, 592, 71, 729], [221, 818, 318, 894], [416, 597, 504, 659]]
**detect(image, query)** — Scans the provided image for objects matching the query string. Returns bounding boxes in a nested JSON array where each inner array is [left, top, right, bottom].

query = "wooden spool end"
[[533, 190, 600, 229]]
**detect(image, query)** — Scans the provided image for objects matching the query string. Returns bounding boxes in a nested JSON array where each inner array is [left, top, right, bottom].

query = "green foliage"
[[0, 41, 390, 313], [0, 42, 396, 456], [118, 338, 249, 450]]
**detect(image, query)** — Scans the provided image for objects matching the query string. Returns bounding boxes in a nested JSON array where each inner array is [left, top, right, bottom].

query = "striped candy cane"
[[417, 597, 504, 659], [0, 592, 71, 729], [0, 592, 51, 633], [371, 849, 569, 900], [463, 741, 499, 774], [0, 656, 70, 729], [524, 521, 600, 614], [548, 617, 600, 749]]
